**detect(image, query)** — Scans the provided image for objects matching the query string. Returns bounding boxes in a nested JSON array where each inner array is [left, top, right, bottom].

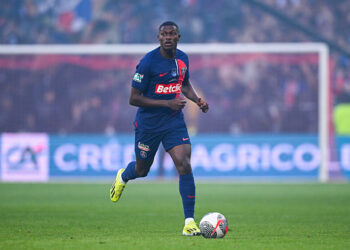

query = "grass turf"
[[0, 182, 349, 249]]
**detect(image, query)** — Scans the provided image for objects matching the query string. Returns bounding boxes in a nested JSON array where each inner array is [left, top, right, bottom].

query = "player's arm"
[[181, 80, 209, 113], [129, 87, 187, 111]]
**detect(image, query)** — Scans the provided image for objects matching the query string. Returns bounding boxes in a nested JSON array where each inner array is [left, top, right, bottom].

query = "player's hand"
[[168, 97, 187, 111], [197, 98, 209, 113]]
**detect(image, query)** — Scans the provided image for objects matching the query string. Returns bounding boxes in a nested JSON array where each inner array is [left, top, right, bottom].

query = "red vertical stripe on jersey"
[[176, 59, 187, 98], [176, 59, 187, 82]]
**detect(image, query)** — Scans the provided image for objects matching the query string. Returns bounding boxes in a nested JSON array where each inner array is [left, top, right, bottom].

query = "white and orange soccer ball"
[[199, 212, 228, 238]]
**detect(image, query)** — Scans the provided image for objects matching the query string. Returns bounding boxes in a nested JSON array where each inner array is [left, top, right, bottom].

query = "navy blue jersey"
[[131, 47, 190, 131]]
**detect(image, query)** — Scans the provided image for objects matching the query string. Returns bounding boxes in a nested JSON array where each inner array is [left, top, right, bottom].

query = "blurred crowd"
[[0, 53, 321, 134], [0, 0, 349, 134]]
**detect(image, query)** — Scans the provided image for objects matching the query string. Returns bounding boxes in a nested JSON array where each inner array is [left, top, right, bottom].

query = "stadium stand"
[[0, 0, 349, 134]]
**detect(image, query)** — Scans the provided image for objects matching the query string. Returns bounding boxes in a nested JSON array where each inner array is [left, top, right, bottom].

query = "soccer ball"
[[199, 212, 228, 238]]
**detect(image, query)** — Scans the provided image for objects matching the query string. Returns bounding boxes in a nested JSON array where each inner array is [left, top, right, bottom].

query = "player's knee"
[[135, 158, 153, 177], [176, 160, 192, 175], [136, 168, 149, 177], [135, 165, 151, 177]]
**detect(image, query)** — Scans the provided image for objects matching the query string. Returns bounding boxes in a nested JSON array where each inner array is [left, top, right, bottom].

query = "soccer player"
[[110, 21, 209, 236]]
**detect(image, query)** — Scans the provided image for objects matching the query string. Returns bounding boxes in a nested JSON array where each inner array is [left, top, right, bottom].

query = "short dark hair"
[[159, 21, 179, 31]]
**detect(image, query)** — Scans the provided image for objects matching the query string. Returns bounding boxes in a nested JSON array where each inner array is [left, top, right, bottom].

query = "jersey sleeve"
[[183, 54, 190, 86], [131, 57, 150, 92]]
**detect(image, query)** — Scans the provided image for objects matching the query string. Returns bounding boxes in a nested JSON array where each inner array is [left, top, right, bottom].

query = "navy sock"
[[179, 173, 196, 219], [121, 161, 137, 183]]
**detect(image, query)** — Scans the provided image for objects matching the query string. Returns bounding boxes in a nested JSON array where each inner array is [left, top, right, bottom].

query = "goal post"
[[0, 43, 330, 182]]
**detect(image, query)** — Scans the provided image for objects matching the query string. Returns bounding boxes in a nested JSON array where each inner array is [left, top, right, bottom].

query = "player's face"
[[158, 25, 180, 50]]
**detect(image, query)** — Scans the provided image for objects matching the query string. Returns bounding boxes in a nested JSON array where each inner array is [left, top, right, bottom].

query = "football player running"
[[110, 21, 209, 236]]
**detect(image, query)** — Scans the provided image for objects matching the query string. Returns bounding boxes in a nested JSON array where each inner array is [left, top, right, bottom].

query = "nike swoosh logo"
[[159, 72, 168, 77], [182, 137, 189, 141]]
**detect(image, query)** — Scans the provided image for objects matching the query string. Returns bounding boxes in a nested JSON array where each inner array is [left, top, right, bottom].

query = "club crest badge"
[[140, 151, 147, 158]]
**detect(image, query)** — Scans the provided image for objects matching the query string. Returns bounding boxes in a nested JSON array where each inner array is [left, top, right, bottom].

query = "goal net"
[[0, 43, 332, 182]]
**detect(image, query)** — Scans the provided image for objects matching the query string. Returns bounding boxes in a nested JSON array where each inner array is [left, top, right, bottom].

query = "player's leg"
[[110, 130, 161, 203], [122, 157, 154, 182], [164, 127, 200, 236], [123, 128, 162, 181], [168, 144, 195, 220]]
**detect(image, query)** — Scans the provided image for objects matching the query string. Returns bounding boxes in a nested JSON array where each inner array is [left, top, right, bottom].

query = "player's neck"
[[160, 47, 176, 59]]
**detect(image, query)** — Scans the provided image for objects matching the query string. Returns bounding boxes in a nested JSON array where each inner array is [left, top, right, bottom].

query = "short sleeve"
[[131, 57, 150, 92], [183, 54, 190, 85]]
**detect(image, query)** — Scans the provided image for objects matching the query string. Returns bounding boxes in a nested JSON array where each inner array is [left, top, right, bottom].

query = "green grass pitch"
[[0, 182, 349, 249]]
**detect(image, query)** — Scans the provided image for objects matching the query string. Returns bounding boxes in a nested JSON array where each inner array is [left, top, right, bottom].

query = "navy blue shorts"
[[135, 126, 191, 161]]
